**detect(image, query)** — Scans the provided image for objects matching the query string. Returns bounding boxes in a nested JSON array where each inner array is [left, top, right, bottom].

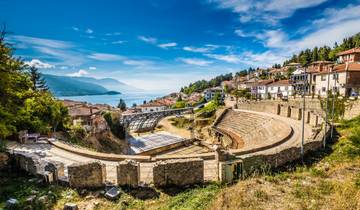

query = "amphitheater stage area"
[[128, 131, 189, 155]]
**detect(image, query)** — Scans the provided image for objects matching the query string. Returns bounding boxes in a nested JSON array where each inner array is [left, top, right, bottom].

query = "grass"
[[208, 115, 360, 210]]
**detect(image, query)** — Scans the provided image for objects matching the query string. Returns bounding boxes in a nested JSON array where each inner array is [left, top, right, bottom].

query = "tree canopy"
[[0, 32, 69, 139], [181, 73, 233, 95]]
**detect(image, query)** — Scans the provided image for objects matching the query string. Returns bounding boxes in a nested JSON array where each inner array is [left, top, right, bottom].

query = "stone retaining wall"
[[68, 161, 106, 188], [241, 129, 328, 177], [153, 158, 204, 187], [117, 160, 139, 187]]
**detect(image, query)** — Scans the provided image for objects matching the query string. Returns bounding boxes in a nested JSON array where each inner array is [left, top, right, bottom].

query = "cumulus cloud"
[[89, 66, 96, 70], [67, 69, 89, 77], [178, 58, 213, 66], [158, 42, 177, 49], [138, 35, 157, 44], [24, 59, 55, 69]]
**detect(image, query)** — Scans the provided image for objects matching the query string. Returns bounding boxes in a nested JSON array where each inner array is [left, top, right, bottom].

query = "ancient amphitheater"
[[8, 101, 329, 188]]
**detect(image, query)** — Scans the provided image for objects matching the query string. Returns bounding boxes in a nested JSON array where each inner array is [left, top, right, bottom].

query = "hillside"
[[73, 76, 142, 93], [42, 74, 121, 96]]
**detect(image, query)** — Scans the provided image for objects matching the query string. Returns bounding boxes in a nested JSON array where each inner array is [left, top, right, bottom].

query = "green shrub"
[[0, 139, 6, 152], [68, 125, 87, 143]]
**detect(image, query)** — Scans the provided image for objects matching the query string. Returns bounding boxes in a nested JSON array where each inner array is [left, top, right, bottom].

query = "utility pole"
[[323, 67, 331, 148], [300, 67, 307, 161], [331, 69, 337, 139]]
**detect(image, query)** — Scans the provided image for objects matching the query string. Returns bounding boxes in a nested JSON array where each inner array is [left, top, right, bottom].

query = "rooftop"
[[267, 80, 290, 86], [336, 48, 360, 56]]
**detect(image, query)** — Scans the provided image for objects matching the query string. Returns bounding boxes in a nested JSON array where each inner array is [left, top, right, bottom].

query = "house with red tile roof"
[[314, 48, 360, 97], [267, 80, 294, 99]]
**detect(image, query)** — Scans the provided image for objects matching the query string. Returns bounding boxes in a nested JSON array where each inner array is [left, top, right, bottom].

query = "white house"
[[138, 102, 167, 113], [267, 80, 294, 99], [203, 87, 225, 101], [254, 80, 273, 99], [314, 48, 360, 97]]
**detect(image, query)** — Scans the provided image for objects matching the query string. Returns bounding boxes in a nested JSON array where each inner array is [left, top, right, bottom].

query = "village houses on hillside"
[[220, 47, 360, 100]]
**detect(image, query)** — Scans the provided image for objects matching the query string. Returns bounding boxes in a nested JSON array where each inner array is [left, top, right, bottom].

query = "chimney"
[[90, 106, 93, 115]]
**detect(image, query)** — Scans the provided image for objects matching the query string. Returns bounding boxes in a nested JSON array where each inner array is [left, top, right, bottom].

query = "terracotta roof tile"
[[267, 80, 290, 86], [336, 48, 360, 56]]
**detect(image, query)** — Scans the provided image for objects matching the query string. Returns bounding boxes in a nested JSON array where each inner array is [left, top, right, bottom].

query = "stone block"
[[14, 152, 40, 175], [309, 113, 319, 127], [64, 203, 78, 210], [117, 160, 139, 187], [105, 187, 121, 200], [68, 161, 106, 189], [291, 107, 302, 120], [153, 158, 204, 187], [44, 160, 65, 181]]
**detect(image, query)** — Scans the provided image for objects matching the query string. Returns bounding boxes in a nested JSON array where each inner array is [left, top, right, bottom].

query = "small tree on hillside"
[[117, 98, 127, 111]]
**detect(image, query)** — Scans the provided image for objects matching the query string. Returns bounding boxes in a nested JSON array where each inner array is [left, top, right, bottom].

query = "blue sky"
[[1, 0, 360, 92]]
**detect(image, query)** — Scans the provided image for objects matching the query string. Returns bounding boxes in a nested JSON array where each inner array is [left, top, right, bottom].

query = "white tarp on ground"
[[128, 131, 186, 154]]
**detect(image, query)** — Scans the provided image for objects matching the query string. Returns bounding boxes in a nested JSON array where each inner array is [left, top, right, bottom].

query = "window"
[[322, 87, 326, 92], [321, 75, 326, 81]]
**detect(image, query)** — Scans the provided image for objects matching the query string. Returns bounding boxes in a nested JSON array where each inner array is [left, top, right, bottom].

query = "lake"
[[58, 91, 167, 107]]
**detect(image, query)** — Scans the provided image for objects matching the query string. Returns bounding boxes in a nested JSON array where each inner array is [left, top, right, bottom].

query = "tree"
[[28, 66, 48, 91], [117, 98, 127, 111]]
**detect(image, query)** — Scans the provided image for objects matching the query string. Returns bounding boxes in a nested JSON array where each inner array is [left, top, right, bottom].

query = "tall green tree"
[[28, 66, 48, 91], [117, 98, 127, 111]]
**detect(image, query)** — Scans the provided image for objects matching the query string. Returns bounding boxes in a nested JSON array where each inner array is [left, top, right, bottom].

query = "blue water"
[[58, 91, 167, 107]]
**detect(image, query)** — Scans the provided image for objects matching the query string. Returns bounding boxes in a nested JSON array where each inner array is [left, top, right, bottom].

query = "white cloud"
[[111, 40, 125, 44], [34, 46, 86, 66], [205, 54, 241, 63], [123, 59, 152, 66], [89, 66, 96, 70], [85, 28, 94, 34], [105, 32, 122, 36], [60, 66, 68, 70], [178, 58, 213, 66], [9, 35, 73, 49], [67, 69, 89, 77], [183, 46, 211, 53], [24, 59, 54, 69], [158, 42, 177, 49], [88, 53, 124, 61], [138, 36, 157, 44], [210, 0, 328, 24], [72, 27, 79, 31]]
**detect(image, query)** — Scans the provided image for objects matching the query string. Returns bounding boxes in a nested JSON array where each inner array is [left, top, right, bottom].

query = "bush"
[[68, 125, 87, 143], [103, 112, 126, 139], [0, 140, 6, 152]]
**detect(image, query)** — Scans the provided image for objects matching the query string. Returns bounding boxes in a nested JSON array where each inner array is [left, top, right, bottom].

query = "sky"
[[1, 0, 360, 92]]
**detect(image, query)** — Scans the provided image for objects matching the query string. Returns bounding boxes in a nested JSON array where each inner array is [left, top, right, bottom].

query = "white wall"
[[268, 85, 294, 98], [314, 72, 346, 97]]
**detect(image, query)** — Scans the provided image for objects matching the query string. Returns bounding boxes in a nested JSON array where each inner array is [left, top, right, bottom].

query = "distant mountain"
[[42, 74, 121, 96], [73, 76, 141, 92]]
